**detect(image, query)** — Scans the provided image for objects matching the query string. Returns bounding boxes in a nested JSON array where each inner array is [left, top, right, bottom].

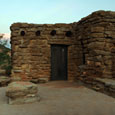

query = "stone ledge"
[[95, 78, 115, 87], [77, 77, 115, 98], [94, 78, 115, 94]]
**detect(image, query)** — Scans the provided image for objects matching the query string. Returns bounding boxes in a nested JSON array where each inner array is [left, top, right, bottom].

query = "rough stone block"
[[6, 81, 40, 104], [91, 27, 104, 33]]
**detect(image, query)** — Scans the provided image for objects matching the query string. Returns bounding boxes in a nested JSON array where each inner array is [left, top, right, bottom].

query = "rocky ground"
[[0, 81, 115, 115]]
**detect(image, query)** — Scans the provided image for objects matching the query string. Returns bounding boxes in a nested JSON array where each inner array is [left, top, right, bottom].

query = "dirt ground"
[[0, 81, 115, 115]]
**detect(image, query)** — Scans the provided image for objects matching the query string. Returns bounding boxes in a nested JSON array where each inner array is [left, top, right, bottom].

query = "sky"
[[0, 0, 115, 38]]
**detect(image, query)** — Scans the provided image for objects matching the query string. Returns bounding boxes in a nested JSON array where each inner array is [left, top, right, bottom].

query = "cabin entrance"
[[51, 45, 68, 80]]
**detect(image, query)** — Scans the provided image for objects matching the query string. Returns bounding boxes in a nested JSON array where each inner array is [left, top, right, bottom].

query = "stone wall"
[[10, 23, 81, 82], [10, 10, 115, 82], [74, 11, 115, 79]]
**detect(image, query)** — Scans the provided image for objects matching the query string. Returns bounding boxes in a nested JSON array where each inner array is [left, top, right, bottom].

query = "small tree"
[[0, 34, 7, 46], [0, 34, 12, 76]]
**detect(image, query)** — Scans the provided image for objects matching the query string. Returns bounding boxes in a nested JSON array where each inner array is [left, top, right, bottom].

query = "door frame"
[[50, 44, 68, 81]]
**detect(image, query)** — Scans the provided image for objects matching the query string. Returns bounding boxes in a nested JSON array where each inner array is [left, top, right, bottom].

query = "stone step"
[[0, 76, 11, 87], [0, 69, 6, 75]]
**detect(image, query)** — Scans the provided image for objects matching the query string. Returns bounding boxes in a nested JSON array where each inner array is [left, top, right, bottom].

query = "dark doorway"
[[51, 45, 68, 80]]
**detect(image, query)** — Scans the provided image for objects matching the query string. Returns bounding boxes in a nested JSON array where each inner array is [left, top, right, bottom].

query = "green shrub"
[[0, 39, 11, 76], [5, 65, 12, 76]]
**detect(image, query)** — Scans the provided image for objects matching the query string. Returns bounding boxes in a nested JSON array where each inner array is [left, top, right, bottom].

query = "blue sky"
[[0, 0, 115, 34]]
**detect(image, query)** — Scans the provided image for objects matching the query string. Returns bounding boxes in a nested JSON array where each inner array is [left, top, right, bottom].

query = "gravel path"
[[0, 81, 115, 115]]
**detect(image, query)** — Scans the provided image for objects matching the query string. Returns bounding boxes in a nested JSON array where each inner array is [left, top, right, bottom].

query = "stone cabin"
[[10, 11, 115, 83]]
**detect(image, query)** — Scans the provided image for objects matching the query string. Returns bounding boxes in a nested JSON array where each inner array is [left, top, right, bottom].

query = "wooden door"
[[51, 45, 68, 80]]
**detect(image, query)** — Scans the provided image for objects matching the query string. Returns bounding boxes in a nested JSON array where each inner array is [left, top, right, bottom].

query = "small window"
[[50, 30, 56, 36], [36, 31, 41, 36], [20, 31, 25, 36], [66, 31, 72, 37]]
